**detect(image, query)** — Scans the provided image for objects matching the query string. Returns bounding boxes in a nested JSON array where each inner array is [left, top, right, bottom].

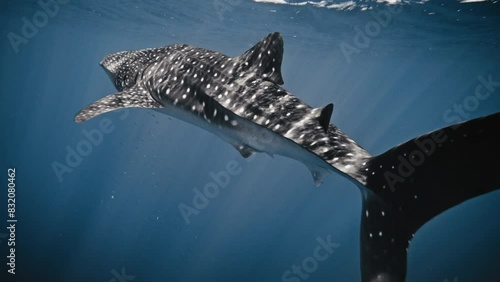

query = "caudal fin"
[[358, 112, 500, 281]]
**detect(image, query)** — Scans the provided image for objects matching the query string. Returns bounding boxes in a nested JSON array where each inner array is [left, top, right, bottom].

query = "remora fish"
[[75, 32, 500, 282]]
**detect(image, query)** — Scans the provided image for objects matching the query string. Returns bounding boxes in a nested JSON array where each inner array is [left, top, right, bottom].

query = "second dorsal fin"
[[236, 32, 284, 85], [317, 103, 334, 133]]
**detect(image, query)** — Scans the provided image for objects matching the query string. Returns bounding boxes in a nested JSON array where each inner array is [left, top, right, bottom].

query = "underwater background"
[[1, 0, 500, 281]]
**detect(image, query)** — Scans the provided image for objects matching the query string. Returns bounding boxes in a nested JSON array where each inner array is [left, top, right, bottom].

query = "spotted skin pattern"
[[77, 33, 371, 182], [140, 38, 371, 182], [75, 33, 500, 282]]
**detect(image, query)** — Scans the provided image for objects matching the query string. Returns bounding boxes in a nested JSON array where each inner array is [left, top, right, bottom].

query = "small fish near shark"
[[75, 32, 500, 282]]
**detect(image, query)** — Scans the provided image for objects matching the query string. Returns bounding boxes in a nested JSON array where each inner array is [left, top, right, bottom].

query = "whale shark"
[[75, 32, 500, 282]]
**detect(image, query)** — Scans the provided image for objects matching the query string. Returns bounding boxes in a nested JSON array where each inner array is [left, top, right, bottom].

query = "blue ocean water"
[[1, 0, 500, 281]]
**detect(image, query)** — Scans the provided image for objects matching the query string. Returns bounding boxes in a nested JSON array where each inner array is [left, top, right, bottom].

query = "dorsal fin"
[[317, 103, 334, 133], [237, 32, 284, 85]]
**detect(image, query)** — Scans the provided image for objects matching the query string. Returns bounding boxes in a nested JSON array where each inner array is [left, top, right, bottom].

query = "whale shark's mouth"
[[100, 49, 158, 91]]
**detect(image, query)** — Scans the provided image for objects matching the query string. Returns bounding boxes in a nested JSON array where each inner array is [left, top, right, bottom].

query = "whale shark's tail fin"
[[75, 86, 162, 123], [358, 112, 500, 282]]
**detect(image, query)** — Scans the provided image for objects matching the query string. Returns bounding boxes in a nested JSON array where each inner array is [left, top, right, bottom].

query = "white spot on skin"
[[379, 231, 383, 237], [231, 120, 238, 126], [224, 115, 228, 121], [366, 211, 369, 217]]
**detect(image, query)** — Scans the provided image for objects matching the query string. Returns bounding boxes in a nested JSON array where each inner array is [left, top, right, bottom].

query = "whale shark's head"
[[100, 49, 158, 91]]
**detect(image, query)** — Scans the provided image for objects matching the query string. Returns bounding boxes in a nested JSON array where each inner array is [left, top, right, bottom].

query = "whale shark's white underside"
[[76, 33, 500, 282]]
